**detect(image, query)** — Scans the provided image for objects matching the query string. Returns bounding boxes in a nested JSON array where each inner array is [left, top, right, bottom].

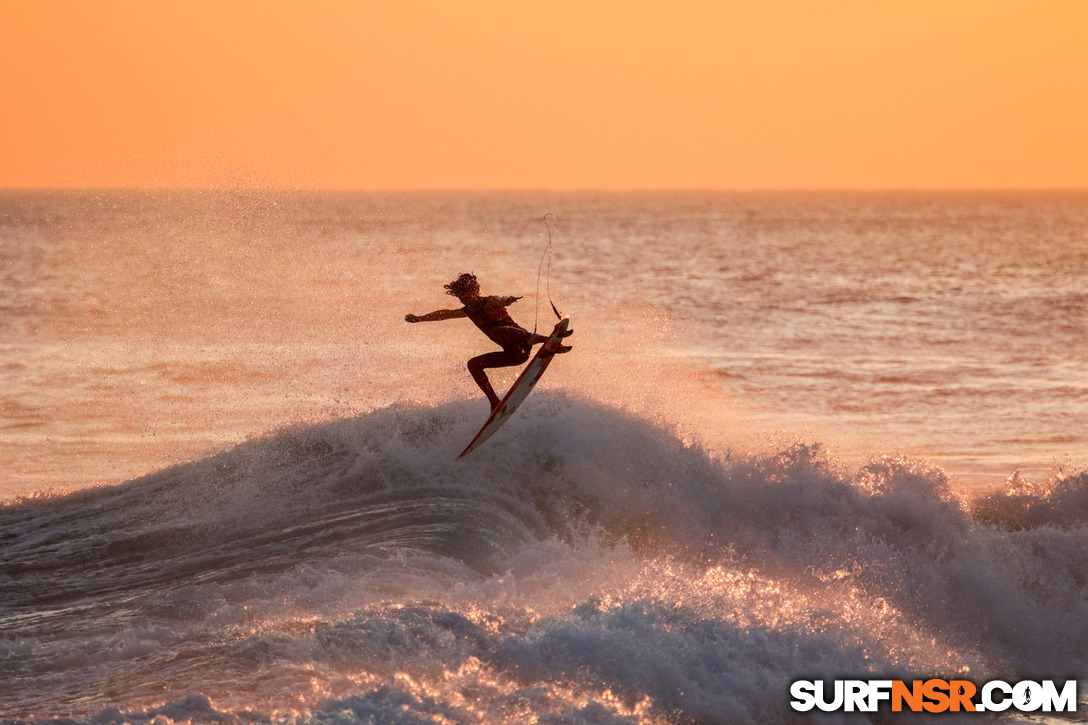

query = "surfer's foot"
[[487, 396, 501, 411]]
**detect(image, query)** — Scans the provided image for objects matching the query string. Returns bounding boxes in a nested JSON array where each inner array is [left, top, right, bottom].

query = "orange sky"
[[3, 0, 1087, 190]]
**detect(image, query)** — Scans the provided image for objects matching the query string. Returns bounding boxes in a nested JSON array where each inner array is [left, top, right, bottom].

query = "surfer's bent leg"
[[468, 344, 531, 411], [489, 326, 533, 347], [490, 325, 570, 353]]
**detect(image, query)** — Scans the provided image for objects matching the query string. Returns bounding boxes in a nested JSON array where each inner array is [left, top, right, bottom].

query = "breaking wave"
[[2, 393, 1086, 723]]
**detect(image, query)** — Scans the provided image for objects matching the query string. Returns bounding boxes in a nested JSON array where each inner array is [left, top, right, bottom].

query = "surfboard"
[[458, 317, 572, 458]]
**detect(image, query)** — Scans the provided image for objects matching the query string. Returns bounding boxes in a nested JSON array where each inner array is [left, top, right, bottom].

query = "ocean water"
[[1, 191, 1086, 723]]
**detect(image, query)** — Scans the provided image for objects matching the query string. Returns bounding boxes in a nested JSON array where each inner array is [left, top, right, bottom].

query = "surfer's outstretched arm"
[[405, 309, 467, 323]]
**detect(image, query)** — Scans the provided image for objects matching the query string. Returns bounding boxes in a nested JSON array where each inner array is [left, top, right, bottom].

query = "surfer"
[[405, 273, 571, 411]]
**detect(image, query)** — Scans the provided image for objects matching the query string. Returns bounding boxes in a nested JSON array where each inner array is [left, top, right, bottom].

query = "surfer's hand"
[[405, 314, 419, 323]]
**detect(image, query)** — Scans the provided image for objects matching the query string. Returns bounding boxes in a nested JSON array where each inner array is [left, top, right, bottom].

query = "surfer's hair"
[[445, 273, 479, 298]]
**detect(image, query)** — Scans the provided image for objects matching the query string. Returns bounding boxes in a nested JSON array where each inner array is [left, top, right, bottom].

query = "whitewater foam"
[[2, 394, 1086, 722]]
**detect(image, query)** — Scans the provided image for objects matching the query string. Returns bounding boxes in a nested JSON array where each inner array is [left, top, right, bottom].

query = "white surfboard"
[[459, 317, 572, 458]]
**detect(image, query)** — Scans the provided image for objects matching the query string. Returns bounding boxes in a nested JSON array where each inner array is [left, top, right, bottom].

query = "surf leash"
[[533, 212, 562, 333]]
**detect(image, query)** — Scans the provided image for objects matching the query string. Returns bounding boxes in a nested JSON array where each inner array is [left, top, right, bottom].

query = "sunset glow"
[[3, 0, 1087, 189]]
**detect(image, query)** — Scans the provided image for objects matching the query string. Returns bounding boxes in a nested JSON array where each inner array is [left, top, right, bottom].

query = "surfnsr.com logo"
[[790, 679, 1079, 714]]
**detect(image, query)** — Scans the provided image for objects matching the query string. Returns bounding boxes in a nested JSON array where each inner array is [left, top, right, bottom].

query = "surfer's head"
[[445, 273, 480, 300]]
